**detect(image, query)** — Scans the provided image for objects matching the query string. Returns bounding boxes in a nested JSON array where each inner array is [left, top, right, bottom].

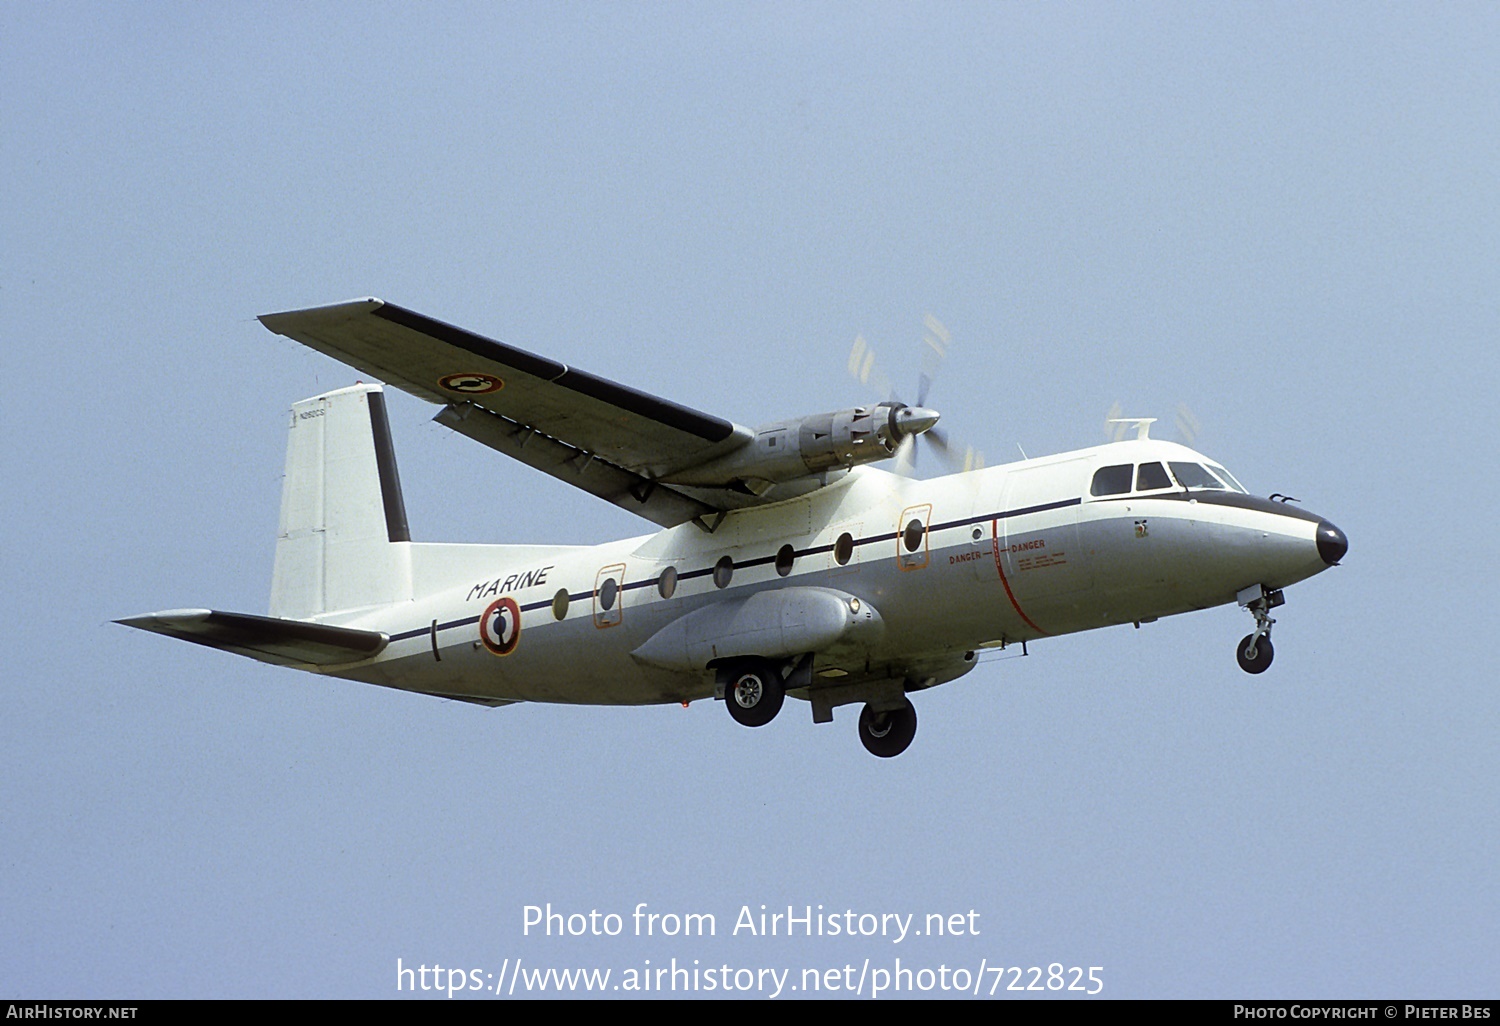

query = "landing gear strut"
[[1236, 585, 1284, 675], [858, 699, 917, 758]]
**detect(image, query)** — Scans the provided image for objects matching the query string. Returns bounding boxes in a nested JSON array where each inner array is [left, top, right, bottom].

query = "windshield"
[[1169, 462, 1227, 490], [1090, 459, 1249, 497], [1208, 463, 1247, 493], [1136, 461, 1173, 491]]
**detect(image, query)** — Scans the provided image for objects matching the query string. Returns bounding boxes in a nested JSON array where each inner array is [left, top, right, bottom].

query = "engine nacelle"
[[790, 403, 903, 471], [664, 402, 938, 492]]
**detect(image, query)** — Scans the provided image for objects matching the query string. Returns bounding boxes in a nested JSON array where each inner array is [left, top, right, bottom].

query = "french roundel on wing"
[[438, 372, 505, 394], [479, 597, 521, 656]]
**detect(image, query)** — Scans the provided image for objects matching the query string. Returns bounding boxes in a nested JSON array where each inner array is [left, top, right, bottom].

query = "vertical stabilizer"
[[270, 383, 412, 619]]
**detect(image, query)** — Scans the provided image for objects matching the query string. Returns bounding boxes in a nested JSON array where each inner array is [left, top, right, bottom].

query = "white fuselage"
[[322, 438, 1335, 708]]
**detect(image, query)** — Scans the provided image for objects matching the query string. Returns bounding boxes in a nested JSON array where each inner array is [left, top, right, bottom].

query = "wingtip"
[[115, 608, 214, 629], [258, 296, 386, 328]]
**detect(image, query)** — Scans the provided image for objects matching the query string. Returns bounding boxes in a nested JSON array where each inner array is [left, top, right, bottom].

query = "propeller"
[[848, 315, 985, 476]]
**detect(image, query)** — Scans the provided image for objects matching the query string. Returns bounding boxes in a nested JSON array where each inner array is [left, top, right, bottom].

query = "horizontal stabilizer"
[[117, 609, 388, 668]]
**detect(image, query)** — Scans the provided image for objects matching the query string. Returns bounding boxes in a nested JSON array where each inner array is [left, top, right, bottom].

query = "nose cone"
[[1316, 520, 1348, 565], [892, 405, 941, 440]]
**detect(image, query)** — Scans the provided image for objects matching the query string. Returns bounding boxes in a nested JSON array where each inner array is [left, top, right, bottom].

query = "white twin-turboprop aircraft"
[[120, 299, 1347, 757]]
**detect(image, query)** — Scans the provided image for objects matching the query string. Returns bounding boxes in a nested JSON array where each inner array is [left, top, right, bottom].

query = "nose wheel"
[[1237, 633, 1274, 673], [1235, 585, 1283, 674]]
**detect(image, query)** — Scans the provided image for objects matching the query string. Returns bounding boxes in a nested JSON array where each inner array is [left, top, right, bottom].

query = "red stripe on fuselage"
[[991, 518, 1047, 636]]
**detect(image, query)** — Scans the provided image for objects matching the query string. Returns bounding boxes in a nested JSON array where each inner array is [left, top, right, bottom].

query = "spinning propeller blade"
[[847, 315, 982, 476]]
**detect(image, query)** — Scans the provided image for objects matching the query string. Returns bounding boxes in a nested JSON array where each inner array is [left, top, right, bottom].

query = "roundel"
[[438, 372, 505, 395], [479, 597, 521, 656]]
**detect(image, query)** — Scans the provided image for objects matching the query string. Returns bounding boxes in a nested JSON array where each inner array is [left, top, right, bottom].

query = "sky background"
[[3, 1, 1497, 1000]]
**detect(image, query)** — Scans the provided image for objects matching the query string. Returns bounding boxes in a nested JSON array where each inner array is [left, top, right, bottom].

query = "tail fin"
[[270, 383, 413, 618]]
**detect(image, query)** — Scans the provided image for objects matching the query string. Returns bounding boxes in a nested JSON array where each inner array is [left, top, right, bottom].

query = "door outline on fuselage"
[[897, 503, 932, 571], [594, 563, 626, 629]]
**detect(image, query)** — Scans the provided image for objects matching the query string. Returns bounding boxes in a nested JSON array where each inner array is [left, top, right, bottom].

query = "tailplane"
[[114, 608, 388, 667]]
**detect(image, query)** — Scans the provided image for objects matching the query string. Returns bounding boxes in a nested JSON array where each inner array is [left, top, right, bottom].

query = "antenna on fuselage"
[[1106, 401, 1202, 445], [1106, 417, 1157, 441]]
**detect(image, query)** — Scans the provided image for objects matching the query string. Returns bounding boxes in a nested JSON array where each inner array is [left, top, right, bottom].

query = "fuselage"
[[323, 438, 1343, 708]]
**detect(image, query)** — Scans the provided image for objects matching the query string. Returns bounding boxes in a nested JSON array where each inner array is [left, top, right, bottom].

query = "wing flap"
[[117, 608, 388, 668], [435, 403, 719, 528]]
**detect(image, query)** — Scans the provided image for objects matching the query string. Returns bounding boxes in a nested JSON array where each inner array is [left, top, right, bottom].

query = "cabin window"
[[1136, 462, 1172, 491], [775, 544, 795, 577], [598, 576, 619, 611], [834, 532, 854, 566], [552, 588, 569, 621], [1090, 464, 1133, 496], [902, 519, 925, 552], [1169, 462, 1226, 489], [657, 565, 677, 599], [713, 556, 734, 589]]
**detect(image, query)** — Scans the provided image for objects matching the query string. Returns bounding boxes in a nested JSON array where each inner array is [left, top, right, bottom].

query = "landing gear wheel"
[[858, 699, 917, 758], [725, 661, 785, 727], [1237, 586, 1282, 675], [1237, 634, 1274, 674]]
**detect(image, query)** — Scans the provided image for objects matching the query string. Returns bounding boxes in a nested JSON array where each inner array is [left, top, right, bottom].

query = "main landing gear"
[[723, 659, 785, 727], [857, 699, 917, 758], [719, 658, 920, 758], [1236, 585, 1284, 675]]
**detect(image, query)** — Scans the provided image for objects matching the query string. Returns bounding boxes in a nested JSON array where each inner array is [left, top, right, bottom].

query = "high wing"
[[259, 299, 758, 528]]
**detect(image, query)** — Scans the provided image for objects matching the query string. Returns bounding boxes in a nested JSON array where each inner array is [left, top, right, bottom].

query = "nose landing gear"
[[1236, 584, 1284, 674]]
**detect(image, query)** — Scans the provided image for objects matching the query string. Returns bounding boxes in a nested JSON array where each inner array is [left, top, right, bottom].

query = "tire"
[[858, 699, 918, 757], [725, 661, 785, 727], [1237, 634, 1274, 674]]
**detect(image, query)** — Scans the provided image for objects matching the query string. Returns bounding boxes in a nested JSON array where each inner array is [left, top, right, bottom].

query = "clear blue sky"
[[3, 1, 1496, 998]]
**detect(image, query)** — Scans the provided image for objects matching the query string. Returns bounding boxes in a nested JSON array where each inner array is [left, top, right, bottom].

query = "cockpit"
[[1088, 459, 1248, 498]]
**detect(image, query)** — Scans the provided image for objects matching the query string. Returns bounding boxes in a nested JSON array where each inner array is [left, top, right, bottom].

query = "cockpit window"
[[1209, 464, 1247, 493], [1136, 462, 1173, 491], [1090, 464, 1133, 496], [1169, 462, 1227, 490]]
